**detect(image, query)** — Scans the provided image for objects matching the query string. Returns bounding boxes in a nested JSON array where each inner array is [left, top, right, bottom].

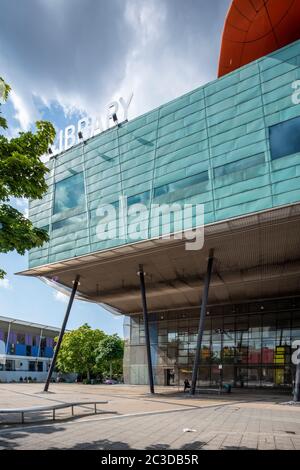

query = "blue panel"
[[269, 116, 300, 160], [15, 344, 26, 356], [44, 347, 54, 358]]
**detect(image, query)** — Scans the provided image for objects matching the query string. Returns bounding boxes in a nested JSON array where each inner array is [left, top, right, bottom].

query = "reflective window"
[[40, 225, 49, 234], [167, 332, 177, 344], [154, 171, 209, 199], [247, 368, 260, 387], [126, 300, 299, 388], [158, 334, 167, 344], [200, 345, 211, 363], [211, 342, 222, 363], [214, 153, 265, 178], [167, 346, 177, 360], [223, 342, 236, 364], [269, 116, 300, 160], [90, 201, 118, 222], [261, 340, 275, 364], [53, 172, 85, 214], [249, 340, 262, 364], [52, 213, 86, 231], [128, 191, 150, 207]]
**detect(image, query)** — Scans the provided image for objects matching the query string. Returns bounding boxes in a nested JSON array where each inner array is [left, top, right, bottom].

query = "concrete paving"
[[0, 383, 299, 450]]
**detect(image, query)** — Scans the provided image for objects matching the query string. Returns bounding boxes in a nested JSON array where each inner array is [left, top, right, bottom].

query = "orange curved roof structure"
[[218, 0, 300, 78]]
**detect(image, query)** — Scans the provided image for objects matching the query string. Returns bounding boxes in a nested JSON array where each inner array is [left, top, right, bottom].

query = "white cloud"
[[9, 90, 37, 130], [0, 0, 230, 130], [53, 291, 69, 303], [0, 278, 12, 290], [112, 0, 222, 121], [10, 198, 29, 218]]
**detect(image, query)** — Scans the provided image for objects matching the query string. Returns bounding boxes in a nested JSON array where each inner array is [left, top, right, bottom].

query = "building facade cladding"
[[0, 317, 57, 382], [29, 39, 300, 269], [27, 40, 300, 388], [123, 298, 300, 388]]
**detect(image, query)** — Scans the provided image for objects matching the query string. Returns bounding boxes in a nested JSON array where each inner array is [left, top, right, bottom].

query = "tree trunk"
[[110, 362, 113, 379], [87, 370, 90, 381]]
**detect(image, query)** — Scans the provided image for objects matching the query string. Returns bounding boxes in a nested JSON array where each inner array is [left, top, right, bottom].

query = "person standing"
[[184, 379, 191, 392]]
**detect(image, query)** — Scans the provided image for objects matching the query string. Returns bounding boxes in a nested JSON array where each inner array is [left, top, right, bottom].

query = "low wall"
[[0, 371, 76, 383]]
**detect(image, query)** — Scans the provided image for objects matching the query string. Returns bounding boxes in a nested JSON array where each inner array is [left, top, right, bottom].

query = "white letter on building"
[[119, 93, 134, 121], [77, 117, 91, 140], [92, 116, 104, 137], [106, 101, 119, 129], [64, 125, 76, 150]]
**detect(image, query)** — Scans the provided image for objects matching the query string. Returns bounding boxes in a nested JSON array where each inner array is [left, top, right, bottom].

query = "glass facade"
[[53, 172, 85, 214], [269, 116, 300, 160], [124, 297, 300, 389], [29, 40, 300, 268], [0, 324, 56, 360]]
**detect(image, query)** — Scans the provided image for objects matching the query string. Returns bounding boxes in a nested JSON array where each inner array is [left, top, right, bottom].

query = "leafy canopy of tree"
[[56, 324, 124, 381], [56, 324, 106, 381], [0, 77, 55, 278], [96, 334, 124, 379]]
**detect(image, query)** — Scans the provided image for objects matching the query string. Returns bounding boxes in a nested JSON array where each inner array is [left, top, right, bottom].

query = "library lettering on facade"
[[20, 2, 300, 390]]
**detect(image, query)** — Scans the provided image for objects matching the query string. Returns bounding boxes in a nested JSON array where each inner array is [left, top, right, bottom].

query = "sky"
[[0, 0, 231, 336]]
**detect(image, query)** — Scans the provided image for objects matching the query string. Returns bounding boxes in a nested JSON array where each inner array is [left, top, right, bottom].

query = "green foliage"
[[96, 334, 124, 379], [56, 325, 124, 381], [0, 205, 49, 255], [56, 324, 106, 380], [0, 77, 55, 277]]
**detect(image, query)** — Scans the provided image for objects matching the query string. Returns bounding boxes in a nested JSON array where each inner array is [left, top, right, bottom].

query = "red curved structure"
[[218, 0, 300, 78]]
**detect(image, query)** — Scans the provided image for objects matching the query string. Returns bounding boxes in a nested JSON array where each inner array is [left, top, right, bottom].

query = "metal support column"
[[190, 250, 214, 395], [44, 275, 80, 392], [294, 361, 300, 402], [138, 265, 154, 394], [5, 322, 12, 354]]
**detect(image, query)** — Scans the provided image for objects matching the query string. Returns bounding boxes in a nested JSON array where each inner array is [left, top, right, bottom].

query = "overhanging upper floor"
[[19, 203, 300, 315]]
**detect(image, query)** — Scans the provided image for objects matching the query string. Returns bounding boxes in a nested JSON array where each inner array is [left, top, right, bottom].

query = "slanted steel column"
[[44, 275, 80, 392], [190, 250, 214, 395], [138, 265, 154, 394], [294, 361, 300, 402]]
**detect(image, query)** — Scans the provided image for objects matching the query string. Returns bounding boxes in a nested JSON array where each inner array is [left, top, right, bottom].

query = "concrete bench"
[[0, 401, 108, 424]]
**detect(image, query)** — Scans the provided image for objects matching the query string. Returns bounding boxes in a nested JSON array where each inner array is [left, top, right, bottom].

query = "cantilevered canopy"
[[18, 204, 300, 315], [218, 0, 300, 77]]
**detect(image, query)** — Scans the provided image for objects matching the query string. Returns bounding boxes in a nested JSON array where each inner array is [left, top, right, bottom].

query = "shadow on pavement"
[[0, 424, 66, 450]]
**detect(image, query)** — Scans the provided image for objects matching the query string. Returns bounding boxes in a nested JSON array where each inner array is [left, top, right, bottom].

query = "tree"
[[96, 334, 124, 379], [0, 77, 55, 278], [56, 324, 106, 381]]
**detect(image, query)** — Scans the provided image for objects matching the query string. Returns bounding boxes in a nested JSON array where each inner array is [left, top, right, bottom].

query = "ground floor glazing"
[[123, 297, 300, 389]]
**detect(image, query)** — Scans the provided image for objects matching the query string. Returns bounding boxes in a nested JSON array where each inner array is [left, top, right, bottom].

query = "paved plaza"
[[0, 383, 299, 450]]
